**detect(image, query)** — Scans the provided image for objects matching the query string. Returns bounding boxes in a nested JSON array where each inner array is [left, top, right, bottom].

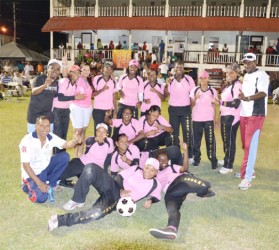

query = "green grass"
[[0, 94, 279, 250]]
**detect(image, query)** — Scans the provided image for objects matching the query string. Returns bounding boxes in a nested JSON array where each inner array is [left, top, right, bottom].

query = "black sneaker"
[[192, 161, 200, 167], [211, 163, 218, 170], [59, 179, 76, 188], [150, 227, 177, 240]]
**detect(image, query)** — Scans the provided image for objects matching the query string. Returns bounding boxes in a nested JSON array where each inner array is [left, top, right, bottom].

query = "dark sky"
[[0, 0, 64, 53]]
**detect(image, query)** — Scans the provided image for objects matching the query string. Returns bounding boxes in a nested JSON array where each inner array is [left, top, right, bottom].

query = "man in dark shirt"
[[27, 59, 62, 133]]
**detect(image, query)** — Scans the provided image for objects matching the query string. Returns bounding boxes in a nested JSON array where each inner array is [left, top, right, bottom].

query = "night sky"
[[0, 0, 65, 53]]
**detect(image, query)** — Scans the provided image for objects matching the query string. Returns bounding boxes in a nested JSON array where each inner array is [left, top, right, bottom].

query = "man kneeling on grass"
[[48, 158, 162, 231], [19, 115, 81, 203], [149, 142, 215, 240]]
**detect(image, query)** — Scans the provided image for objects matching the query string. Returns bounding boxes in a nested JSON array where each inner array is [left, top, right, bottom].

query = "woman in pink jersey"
[[110, 134, 140, 176], [104, 107, 141, 142], [69, 64, 93, 157], [216, 62, 242, 174], [131, 105, 178, 151], [117, 59, 144, 119], [140, 68, 165, 116], [190, 71, 219, 169], [52, 65, 86, 154]]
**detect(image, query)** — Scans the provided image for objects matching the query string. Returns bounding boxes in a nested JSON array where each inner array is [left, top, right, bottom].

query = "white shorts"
[[70, 103, 93, 129]]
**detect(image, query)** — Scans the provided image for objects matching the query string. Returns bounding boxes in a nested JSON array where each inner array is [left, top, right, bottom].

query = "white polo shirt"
[[19, 132, 66, 179], [240, 69, 269, 117]]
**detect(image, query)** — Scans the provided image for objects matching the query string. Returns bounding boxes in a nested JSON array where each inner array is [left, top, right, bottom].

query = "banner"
[[112, 50, 132, 69]]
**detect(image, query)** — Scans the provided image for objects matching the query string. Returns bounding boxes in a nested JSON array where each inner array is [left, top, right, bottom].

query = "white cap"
[[47, 59, 62, 68], [242, 53, 256, 62], [145, 158, 159, 170], [96, 123, 108, 131]]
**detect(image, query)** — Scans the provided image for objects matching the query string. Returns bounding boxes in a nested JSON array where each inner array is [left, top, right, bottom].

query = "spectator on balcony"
[[77, 42, 83, 51], [131, 42, 139, 51], [97, 39, 103, 50], [109, 41, 115, 50], [143, 41, 147, 51], [122, 41, 128, 50], [159, 40, 165, 63], [116, 41, 122, 50]]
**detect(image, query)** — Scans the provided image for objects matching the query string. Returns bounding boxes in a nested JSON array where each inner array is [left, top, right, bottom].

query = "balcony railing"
[[207, 5, 240, 17], [245, 6, 266, 17], [53, 48, 279, 68], [169, 5, 202, 16], [53, 5, 279, 18], [132, 6, 165, 16]]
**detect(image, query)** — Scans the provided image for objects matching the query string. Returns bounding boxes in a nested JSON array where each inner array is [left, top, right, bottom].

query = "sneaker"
[[234, 172, 256, 179], [150, 227, 177, 240], [211, 163, 218, 170], [63, 200, 85, 211], [218, 167, 233, 174], [238, 179, 252, 190], [48, 215, 58, 231], [192, 161, 200, 167], [188, 158, 194, 164], [197, 188, 216, 198], [218, 160, 224, 166], [59, 179, 76, 188]]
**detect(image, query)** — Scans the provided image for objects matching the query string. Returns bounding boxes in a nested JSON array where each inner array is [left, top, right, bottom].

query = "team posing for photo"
[[19, 53, 269, 239]]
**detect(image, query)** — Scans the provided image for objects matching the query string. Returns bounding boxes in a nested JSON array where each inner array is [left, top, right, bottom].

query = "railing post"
[[165, 0, 169, 17], [70, 0, 74, 17], [50, 0, 53, 17], [129, 0, 132, 17], [95, 0, 99, 17], [202, 0, 206, 17], [240, 0, 244, 17], [266, 0, 271, 18]]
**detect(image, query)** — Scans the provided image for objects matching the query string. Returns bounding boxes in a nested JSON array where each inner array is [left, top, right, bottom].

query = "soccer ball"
[[116, 197, 137, 217]]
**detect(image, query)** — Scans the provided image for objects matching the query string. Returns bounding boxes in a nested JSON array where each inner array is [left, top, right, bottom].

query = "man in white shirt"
[[19, 115, 81, 203]]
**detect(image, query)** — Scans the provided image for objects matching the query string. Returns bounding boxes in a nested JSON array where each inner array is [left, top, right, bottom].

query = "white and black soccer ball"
[[116, 197, 137, 217]]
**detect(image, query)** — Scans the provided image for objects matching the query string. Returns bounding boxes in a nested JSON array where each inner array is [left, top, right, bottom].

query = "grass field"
[[0, 94, 278, 250]]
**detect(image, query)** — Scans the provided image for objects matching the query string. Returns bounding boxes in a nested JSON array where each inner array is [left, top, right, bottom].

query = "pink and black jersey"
[[190, 86, 218, 122], [220, 80, 242, 125], [168, 75, 195, 106], [156, 164, 183, 193], [120, 165, 161, 202], [141, 81, 165, 113], [80, 137, 114, 167], [52, 78, 76, 109], [111, 118, 141, 140], [93, 75, 117, 110], [138, 115, 171, 138], [73, 77, 92, 108], [118, 74, 144, 106], [110, 144, 140, 173]]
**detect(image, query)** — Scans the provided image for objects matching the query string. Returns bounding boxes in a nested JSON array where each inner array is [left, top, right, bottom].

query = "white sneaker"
[[63, 199, 85, 211], [188, 158, 194, 164], [218, 160, 224, 166], [238, 179, 252, 190], [48, 215, 58, 231], [218, 167, 233, 174], [234, 172, 256, 179]]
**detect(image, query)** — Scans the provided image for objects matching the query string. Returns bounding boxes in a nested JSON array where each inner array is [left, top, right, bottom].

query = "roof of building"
[[42, 17, 279, 32]]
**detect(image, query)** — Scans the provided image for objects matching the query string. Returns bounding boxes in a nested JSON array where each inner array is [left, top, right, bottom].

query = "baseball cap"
[[96, 123, 108, 131], [242, 53, 256, 62], [129, 59, 139, 68], [47, 59, 62, 68], [145, 158, 159, 170], [70, 65, 80, 72], [198, 70, 209, 78], [103, 61, 114, 69]]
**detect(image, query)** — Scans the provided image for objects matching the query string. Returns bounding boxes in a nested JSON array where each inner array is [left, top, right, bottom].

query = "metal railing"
[[99, 6, 129, 17], [52, 48, 279, 67], [270, 6, 279, 18], [53, 7, 71, 17], [75, 6, 95, 16], [132, 6, 165, 16], [207, 5, 240, 17], [169, 5, 202, 16], [244, 6, 267, 17]]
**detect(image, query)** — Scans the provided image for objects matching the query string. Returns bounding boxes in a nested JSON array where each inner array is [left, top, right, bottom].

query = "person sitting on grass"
[[48, 158, 162, 231], [19, 115, 81, 203], [149, 142, 215, 240], [58, 123, 114, 188], [110, 133, 140, 177]]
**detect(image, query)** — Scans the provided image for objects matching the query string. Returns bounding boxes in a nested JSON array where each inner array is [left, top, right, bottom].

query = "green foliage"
[[0, 94, 278, 250]]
